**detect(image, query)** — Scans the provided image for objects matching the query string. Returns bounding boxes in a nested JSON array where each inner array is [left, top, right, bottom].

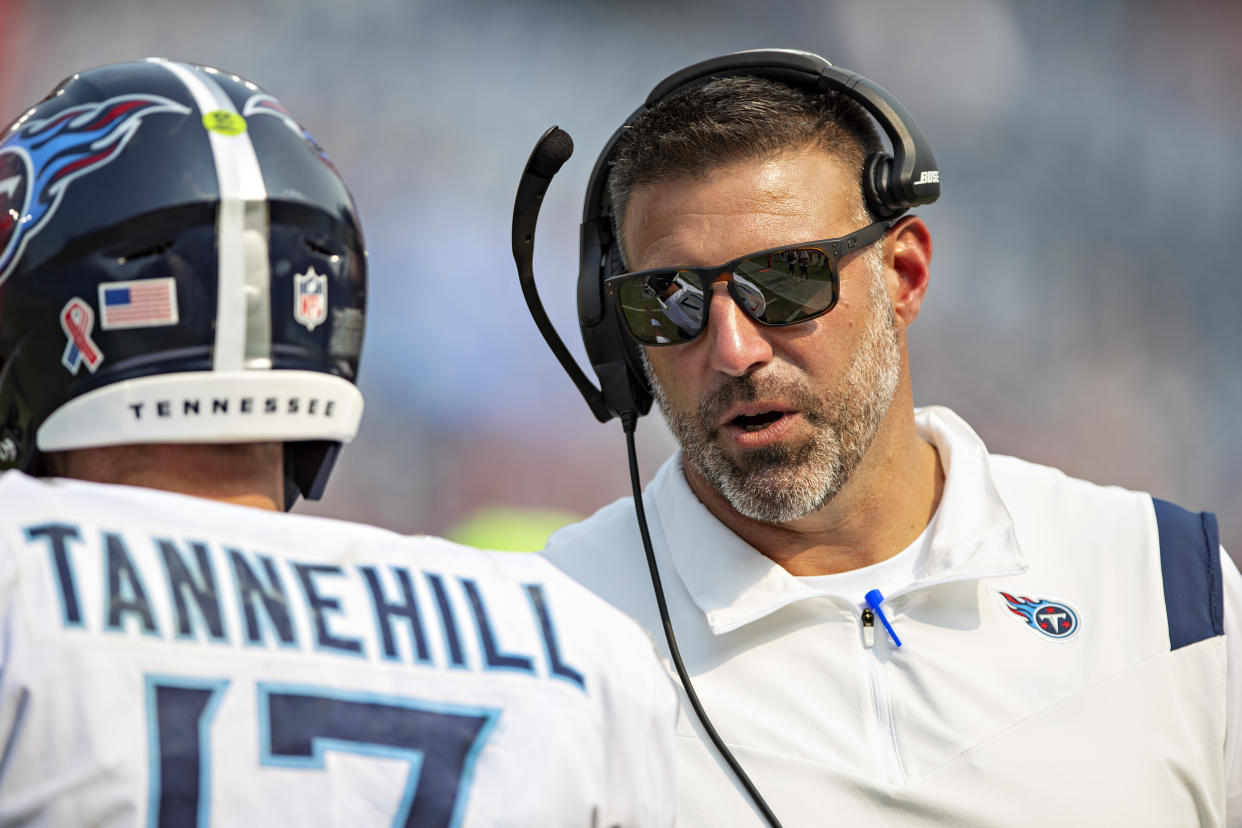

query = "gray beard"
[[643, 252, 901, 524]]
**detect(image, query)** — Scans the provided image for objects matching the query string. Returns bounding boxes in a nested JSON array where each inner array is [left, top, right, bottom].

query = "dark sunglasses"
[[604, 219, 894, 346]]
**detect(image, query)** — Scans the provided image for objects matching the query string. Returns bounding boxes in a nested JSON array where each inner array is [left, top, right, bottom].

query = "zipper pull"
[[865, 589, 902, 648], [861, 607, 876, 648]]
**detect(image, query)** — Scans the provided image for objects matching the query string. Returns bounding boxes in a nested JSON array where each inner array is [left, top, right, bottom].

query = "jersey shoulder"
[[540, 495, 642, 587], [0, 470, 404, 543], [474, 536, 665, 662]]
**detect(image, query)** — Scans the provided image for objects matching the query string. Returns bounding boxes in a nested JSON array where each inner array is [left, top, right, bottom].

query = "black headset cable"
[[511, 125, 783, 827], [621, 411, 784, 828]]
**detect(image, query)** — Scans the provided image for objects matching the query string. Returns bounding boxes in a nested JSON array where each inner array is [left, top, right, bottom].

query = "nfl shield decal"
[[994, 590, 1080, 640], [294, 267, 327, 331]]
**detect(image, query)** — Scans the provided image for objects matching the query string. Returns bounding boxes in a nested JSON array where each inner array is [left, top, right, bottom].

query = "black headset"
[[511, 48, 939, 828], [575, 48, 939, 424], [514, 48, 939, 426]]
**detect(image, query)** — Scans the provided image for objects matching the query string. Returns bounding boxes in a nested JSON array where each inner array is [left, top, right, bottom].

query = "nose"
[[704, 283, 773, 376]]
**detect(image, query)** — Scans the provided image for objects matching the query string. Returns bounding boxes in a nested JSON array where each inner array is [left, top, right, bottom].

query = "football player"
[[0, 59, 675, 826]]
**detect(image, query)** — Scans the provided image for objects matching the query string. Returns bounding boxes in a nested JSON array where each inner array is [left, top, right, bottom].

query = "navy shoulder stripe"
[[1153, 497, 1223, 650]]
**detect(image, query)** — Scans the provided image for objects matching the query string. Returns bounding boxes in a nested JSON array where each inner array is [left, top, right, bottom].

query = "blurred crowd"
[[3, 0, 1237, 560]]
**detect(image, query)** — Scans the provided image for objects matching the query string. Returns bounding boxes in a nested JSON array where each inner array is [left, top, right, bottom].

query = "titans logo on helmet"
[[996, 591, 1080, 640], [0, 94, 192, 284]]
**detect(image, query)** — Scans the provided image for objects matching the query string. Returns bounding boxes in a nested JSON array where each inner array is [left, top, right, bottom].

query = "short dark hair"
[[607, 75, 883, 261]]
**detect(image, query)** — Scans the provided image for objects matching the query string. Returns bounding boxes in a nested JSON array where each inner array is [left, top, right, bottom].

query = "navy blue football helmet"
[[0, 58, 367, 504]]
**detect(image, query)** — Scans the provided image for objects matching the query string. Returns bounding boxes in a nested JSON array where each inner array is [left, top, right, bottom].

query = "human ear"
[[885, 216, 933, 327]]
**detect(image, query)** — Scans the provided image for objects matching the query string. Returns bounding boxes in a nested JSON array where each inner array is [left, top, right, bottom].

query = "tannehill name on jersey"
[[127, 394, 337, 420], [22, 523, 587, 692]]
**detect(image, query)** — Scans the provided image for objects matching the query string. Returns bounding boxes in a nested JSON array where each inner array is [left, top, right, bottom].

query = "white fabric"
[[1225, 555, 1242, 820], [0, 472, 677, 827], [543, 405, 1241, 827]]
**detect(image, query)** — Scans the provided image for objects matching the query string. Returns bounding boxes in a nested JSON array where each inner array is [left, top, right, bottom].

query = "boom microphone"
[[528, 126, 573, 178], [510, 125, 786, 828], [511, 127, 613, 422]]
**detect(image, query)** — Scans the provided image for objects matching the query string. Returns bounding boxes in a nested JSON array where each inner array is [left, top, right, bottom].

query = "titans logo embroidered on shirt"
[[995, 591, 1080, 640]]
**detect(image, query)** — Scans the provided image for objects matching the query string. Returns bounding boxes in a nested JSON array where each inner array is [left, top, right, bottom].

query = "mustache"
[[697, 372, 826, 430]]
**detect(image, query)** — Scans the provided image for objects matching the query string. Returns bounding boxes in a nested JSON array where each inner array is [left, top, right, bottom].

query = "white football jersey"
[[0, 472, 676, 827]]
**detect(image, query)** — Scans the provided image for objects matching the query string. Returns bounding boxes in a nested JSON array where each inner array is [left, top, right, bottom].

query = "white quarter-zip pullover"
[[543, 406, 1241, 827]]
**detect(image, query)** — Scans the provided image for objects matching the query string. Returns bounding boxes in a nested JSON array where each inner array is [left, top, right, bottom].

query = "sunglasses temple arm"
[[512, 126, 614, 423]]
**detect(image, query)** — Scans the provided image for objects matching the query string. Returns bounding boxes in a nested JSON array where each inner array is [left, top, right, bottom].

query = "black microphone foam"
[[529, 127, 574, 178]]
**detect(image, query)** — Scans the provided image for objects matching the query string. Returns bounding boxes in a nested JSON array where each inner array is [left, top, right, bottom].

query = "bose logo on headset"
[[915, 170, 940, 186]]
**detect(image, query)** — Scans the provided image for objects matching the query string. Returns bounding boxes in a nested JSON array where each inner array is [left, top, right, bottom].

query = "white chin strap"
[[37, 371, 363, 451]]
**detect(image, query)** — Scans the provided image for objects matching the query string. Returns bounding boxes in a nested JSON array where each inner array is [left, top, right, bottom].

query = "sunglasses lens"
[[611, 246, 840, 345], [733, 247, 837, 324], [615, 271, 706, 344]]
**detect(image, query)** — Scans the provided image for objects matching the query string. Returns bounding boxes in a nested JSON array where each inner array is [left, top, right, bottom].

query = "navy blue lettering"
[[425, 573, 465, 668], [146, 678, 227, 826], [524, 584, 586, 691], [156, 401, 171, 417], [104, 532, 158, 634], [157, 539, 226, 642], [460, 579, 534, 674], [264, 690, 493, 828], [184, 399, 199, 415], [212, 398, 228, 414], [24, 524, 84, 627], [360, 565, 431, 663], [229, 550, 297, 647], [293, 563, 362, 655], [264, 397, 278, 413]]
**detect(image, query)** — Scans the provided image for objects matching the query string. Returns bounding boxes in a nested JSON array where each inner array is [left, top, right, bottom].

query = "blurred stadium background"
[[3, 0, 1237, 561]]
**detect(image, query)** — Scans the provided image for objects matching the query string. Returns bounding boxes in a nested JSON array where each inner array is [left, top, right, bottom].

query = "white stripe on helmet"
[[148, 58, 271, 371]]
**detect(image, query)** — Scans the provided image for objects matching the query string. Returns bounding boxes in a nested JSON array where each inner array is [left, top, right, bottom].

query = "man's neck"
[[50, 443, 285, 512], [684, 404, 944, 576]]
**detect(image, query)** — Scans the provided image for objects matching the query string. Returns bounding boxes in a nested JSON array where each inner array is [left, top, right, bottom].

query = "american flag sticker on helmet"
[[98, 277, 179, 330]]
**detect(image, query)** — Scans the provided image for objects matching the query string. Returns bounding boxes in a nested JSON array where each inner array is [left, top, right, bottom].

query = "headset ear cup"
[[621, 331, 654, 406], [580, 312, 653, 418], [605, 241, 654, 413], [864, 152, 901, 219], [579, 226, 653, 416], [580, 230, 653, 417]]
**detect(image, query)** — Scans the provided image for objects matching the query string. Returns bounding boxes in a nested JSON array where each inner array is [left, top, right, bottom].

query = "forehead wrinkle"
[[633, 209, 815, 269], [621, 148, 859, 271]]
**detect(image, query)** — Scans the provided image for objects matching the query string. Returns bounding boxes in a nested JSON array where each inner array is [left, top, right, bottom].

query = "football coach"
[[538, 49, 1241, 826]]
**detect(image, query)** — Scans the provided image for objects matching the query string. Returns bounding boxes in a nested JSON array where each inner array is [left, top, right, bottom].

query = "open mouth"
[[731, 410, 786, 432]]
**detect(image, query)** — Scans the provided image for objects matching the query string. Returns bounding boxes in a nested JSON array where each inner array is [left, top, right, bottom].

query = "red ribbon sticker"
[[60, 298, 103, 374]]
